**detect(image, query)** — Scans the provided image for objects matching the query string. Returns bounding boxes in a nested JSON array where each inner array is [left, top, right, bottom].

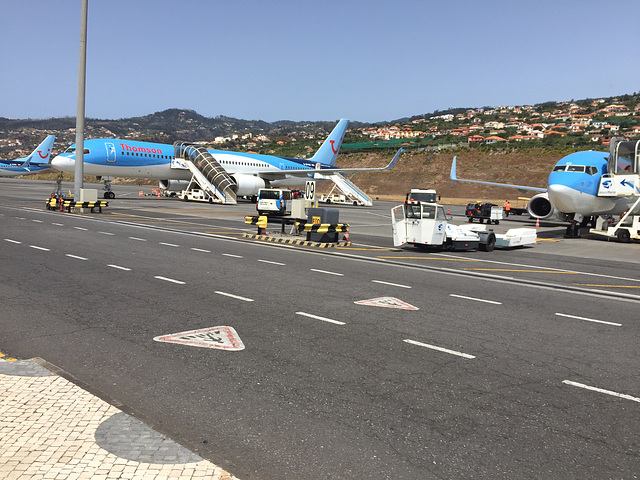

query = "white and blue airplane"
[[451, 138, 640, 236], [0, 135, 55, 177], [51, 119, 401, 199]]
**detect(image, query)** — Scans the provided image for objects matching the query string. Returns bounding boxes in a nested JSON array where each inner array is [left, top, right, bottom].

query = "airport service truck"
[[391, 201, 537, 251]]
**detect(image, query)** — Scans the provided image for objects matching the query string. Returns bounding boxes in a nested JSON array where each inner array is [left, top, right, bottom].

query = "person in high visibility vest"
[[504, 201, 511, 217]]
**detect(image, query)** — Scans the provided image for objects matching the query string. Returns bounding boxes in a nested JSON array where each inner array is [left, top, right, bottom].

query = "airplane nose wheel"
[[565, 224, 581, 237]]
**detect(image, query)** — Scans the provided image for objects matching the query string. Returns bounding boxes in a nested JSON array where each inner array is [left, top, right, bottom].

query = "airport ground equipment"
[[319, 182, 366, 206], [465, 202, 503, 224], [256, 188, 293, 215], [391, 201, 536, 251], [315, 172, 373, 206], [406, 188, 437, 203], [172, 142, 237, 204], [589, 196, 640, 242], [46, 197, 108, 213], [179, 189, 214, 203]]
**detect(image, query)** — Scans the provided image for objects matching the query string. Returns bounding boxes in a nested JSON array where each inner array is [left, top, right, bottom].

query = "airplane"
[[50, 119, 402, 201], [0, 135, 55, 177], [450, 137, 640, 237]]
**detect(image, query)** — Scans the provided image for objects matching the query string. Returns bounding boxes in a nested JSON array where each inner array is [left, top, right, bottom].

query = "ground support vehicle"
[[256, 188, 293, 216], [406, 188, 437, 203], [589, 197, 640, 242], [319, 193, 365, 206], [465, 202, 503, 224], [179, 189, 217, 203], [391, 201, 536, 252]]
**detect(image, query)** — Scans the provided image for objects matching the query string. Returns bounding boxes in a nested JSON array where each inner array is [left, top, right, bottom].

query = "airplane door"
[[391, 205, 407, 246], [105, 143, 116, 163]]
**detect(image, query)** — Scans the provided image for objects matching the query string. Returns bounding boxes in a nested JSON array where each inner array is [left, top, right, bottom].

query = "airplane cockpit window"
[[64, 147, 76, 153], [552, 165, 566, 172], [566, 165, 585, 172], [586, 166, 598, 175]]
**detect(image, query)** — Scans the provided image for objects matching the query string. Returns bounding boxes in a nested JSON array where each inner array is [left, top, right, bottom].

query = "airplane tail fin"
[[22, 135, 56, 168], [310, 119, 349, 166]]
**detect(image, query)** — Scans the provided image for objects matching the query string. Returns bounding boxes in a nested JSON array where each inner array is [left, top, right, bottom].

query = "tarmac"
[[0, 355, 239, 480]]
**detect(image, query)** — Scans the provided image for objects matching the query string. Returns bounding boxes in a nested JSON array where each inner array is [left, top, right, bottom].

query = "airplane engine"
[[159, 180, 190, 192], [527, 192, 556, 219], [231, 174, 267, 197]]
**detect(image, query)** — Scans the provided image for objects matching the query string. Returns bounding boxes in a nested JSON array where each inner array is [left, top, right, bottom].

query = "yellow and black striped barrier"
[[242, 233, 351, 248], [295, 222, 349, 234], [244, 215, 268, 234], [46, 198, 109, 213]]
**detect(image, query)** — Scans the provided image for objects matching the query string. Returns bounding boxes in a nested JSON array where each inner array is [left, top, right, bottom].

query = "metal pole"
[[74, 0, 88, 199]]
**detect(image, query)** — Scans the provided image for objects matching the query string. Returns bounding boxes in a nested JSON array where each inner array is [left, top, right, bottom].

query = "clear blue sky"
[[1, 0, 638, 123]]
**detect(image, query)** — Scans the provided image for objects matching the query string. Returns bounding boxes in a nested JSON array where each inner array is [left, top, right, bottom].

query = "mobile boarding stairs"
[[589, 138, 640, 242], [171, 142, 237, 204]]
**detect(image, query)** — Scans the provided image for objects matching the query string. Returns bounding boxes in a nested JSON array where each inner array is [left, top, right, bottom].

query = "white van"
[[256, 188, 293, 215]]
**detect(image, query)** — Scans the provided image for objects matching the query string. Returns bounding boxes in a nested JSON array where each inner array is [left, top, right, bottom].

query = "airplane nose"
[[50, 155, 72, 172]]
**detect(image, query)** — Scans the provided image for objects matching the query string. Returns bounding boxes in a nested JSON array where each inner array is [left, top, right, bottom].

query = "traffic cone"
[[139, 190, 143, 196], [447, 208, 450, 215], [535, 217, 540, 228], [344, 230, 350, 243]]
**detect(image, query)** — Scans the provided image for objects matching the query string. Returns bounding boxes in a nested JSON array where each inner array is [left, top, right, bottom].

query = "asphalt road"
[[1, 178, 639, 479]]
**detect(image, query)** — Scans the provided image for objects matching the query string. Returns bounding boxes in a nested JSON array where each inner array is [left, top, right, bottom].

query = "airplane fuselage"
[[51, 138, 337, 187], [547, 150, 637, 217]]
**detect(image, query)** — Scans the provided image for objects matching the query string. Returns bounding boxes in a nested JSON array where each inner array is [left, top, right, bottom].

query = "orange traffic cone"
[[344, 230, 350, 243], [535, 218, 540, 228], [447, 208, 450, 215], [139, 190, 143, 196]]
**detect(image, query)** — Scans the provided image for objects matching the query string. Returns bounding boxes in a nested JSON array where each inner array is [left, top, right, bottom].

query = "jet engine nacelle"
[[527, 192, 556, 219], [159, 180, 190, 192], [231, 174, 267, 197]]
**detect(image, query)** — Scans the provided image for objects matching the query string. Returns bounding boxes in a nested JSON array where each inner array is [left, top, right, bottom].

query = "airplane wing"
[[450, 156, 546, 193], [261, 148, 403, 180]]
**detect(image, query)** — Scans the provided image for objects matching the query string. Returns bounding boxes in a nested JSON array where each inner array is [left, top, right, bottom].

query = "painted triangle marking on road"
[[153, 326, 245, 351], [354, 297, 419, 311]]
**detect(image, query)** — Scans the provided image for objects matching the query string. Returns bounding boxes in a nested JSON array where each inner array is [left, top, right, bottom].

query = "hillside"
[[331, 148, 562, 202]]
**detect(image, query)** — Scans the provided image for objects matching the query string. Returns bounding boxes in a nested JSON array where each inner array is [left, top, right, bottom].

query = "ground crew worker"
[[504, 201, 511, 217]]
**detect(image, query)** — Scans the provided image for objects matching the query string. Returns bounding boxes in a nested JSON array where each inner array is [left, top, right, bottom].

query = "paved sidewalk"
[[0, 356, 239, 480]]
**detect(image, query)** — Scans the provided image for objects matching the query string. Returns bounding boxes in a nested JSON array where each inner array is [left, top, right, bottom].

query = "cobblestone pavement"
[[0, 356, 239, 480]]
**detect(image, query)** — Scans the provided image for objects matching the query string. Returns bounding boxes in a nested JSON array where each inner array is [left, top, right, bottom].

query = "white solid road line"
[[311, 268, 344, 276], [404, 339, 476, 359], [555, 312, 621, 327], [563, 380, 640, 403], [214, 291, 254, 302], [450, 294, 502, 305], [154, 276, 186, 285], [372, 280, 412, 289], [296, 312, 346, 325]]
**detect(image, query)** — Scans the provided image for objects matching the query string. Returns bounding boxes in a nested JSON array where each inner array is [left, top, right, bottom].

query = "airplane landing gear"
[[103, 178, 116, 199]]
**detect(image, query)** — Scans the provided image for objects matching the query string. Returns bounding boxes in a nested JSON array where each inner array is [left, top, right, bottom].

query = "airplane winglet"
[[450, 156, 457, 186], [383, 148, 404, 170]]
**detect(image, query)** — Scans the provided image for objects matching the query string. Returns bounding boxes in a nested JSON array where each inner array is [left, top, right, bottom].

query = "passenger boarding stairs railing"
[[173, 142, 237, 204], [317, 171, 373, 206]]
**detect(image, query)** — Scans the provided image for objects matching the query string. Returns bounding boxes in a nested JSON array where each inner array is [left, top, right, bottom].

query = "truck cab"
[[406, 188, 437, 203]]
